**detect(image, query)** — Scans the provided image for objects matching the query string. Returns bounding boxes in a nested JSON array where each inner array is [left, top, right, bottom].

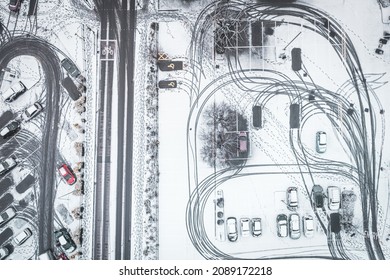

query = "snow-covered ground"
[[130, 0, 390, 260], [0, 0, 99, 260]]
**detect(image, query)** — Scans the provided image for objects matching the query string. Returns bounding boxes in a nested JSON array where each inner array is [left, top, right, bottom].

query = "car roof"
[[59, 166, 68, 175]]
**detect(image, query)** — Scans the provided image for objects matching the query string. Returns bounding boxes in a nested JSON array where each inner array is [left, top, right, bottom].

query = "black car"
[[0, 121, 20, 139], [55, 228, 77, 254], [61, 58, 81, 78], [312, 185, 324, 208], [375, 48, 384, 55], [330, 213, 341, 233]]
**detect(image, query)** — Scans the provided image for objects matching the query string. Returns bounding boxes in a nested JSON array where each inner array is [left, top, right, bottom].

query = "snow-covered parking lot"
[[153, 0, 390, 260]]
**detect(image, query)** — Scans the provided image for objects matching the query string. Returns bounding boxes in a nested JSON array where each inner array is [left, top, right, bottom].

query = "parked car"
[[57, 252, 69, 260], [327, 186, 341, 211], [0, 246, 10, 260], [1, 67, 17, 82], [2, 81, 26, 102], [0, 157, 17, 176], [61, 77, 82, 101], [252, 106, 262, 129], [287, 187, 298, 211], [251, 218, 262, 237], [276, 214, 288, 237], [58, 164, 77, 185], [14, 228, 32, 245], [0, 207, 16, 227], [316, 131, 327, 153], [312, 184, 324, 208], [61, 58, 81, 79], [238, 131, 248, 152], [226, 217, 238, 242], [303, 215, 314, 238], [0, 120, 20, 139], [55, 228, 77, 254], [240, 218, 250, 237], [22, 102, 43, 121], [375, 48, 384, 55], [289, 214, 301, 239], [8, 0, 21, 12], [330, 213, 341, 233]]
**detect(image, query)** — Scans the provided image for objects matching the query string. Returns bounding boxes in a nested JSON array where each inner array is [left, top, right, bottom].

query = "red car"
[[58, 164, 76, 185], [9, 0, 21, 12], [57, 252, 69, 260]]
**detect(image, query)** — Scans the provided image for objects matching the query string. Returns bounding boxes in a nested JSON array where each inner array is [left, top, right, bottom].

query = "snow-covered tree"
[[199, 102, 244, 168]]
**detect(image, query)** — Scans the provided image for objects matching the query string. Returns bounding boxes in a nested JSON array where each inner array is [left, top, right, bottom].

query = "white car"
[[2, 81, 26, 102], [55, 228, 77, 254], [316, 131, 327, 153], [277, 214, 288, 237], [14, 228, 32, 245], [251, 218, 262, 237], [22, 102, 43, 121], [303, 215, 314, 238], [0, 246, 10, 260], [0, 120, 20, 139], [240, 218, 250, 237], [289, 214, 301, 239], [0, 207, 16, 227], [327, 186, 341, 211], [287, 187, 298, 211], [226, 217, 238, 242], [0, 157, 17, 176]]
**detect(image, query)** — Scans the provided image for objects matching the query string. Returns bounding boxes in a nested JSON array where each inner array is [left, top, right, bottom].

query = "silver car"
[[303, 215, 314, 238], [287, 187, 298, 211], [251, 218, 262, 237], [226, 217, 238, 242], [289, 214, 301, 239], [316, 131, 327, 153], [240, 218, 250, 237]]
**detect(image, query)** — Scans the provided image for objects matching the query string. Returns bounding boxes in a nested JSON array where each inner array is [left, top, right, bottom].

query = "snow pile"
[[131, 17, 150, 259], [79, 25, 99, 260]]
